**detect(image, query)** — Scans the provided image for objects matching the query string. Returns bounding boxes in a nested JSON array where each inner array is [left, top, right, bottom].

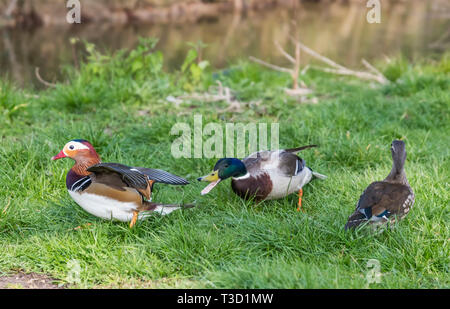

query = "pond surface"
[[1, 1, 449, 89]]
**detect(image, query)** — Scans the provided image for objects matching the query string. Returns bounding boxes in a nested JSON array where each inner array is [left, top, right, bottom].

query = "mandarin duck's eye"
[[69, 145, 75, 150]]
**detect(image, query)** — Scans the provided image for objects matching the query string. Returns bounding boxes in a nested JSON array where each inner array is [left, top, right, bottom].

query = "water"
[[1, 1, 449, 89]]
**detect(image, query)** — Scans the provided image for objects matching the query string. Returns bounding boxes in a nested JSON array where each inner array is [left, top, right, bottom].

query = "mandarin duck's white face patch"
[[63, 141, 90, 156]]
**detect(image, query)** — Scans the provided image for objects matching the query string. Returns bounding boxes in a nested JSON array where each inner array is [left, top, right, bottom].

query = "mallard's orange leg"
[[130, 211, 139, 228], [297, 188, 304, 212]]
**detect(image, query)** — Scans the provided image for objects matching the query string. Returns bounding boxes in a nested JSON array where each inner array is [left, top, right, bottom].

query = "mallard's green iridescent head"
[[197, 158, 247, 195]]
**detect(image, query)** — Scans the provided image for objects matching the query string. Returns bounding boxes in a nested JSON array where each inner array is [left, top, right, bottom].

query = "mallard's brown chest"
[[231, 173, 273, 201]]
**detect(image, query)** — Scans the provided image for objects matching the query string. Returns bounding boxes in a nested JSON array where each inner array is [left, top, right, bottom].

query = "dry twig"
[[2, 198, 11, 215], [169, 81, 259, 113], [250, 34, 389, 95], [249, 39, 313, 97], [35, 67, 57, 88], [289, 36, 388, 84]]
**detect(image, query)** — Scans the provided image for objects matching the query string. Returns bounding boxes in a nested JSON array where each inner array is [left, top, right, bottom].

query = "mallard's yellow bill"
[[198, 170, 219, 182], [198, 170, 221, 195]]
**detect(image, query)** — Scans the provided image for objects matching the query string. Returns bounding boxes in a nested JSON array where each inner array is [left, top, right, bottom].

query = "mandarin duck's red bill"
[[197, 145, 326, 208], [52, 139, 193, 227], [345, 140, 414, 230], [51, 150, 66, 160]]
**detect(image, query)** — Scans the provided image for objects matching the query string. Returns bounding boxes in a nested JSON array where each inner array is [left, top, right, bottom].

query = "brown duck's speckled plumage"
[[345, 140, 414, 230]]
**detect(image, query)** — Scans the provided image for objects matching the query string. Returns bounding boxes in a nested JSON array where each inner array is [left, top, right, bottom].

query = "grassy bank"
[[0, 40, 448, 288]]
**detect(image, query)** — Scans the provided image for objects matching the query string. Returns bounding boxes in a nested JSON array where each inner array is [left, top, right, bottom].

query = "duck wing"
[[133, 167, 189, 185], [87, 163, 151, 199], [243, 145, 317, 177], [242, 150, 274, 174], [87, 163, 189, 200], [282, 145, 323, 177], [276, 151, 307, 176], [242, 145, 318, 176]]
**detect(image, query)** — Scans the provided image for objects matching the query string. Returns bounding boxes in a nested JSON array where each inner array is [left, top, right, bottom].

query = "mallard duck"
[[52, 139, 192, 227], [345, 140, 414, 230], [197, 145, 326, 210]]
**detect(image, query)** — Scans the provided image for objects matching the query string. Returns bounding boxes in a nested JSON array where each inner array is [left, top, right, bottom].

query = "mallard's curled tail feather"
[[285, 145, 317, 153]]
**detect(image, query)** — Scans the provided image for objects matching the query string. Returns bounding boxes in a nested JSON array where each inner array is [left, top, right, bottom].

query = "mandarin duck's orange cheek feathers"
[[51, 139, 96, 161]]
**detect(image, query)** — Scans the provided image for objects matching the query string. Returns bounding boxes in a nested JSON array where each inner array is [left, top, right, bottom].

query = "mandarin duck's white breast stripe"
[[70, 176, 91, 192]]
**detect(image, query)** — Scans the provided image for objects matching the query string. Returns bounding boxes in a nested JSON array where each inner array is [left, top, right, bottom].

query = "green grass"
[[0, 42, 448, 288]]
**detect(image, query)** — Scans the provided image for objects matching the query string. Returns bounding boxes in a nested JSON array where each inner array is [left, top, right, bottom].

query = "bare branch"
[[250, 39, 311, 93], [290, 36, 389, 84], [301, 64, 310, 75], [35, 67, 57, 88], [292, 41, 301, 89], [362, 59, 388, 83], [274, 40, 296, 64], [249, 56, 293, 74], [289, 36, 347, 71], [310, 65, 387, 84]]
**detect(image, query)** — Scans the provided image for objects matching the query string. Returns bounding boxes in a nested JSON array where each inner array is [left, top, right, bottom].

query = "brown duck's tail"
[[143, 202, 195, 215], [285, 145, 317, 153], [345, 211, 368, 230]]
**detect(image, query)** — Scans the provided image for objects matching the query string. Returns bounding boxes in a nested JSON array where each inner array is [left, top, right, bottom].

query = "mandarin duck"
[[197, 145, 326, 210], [345, 140, 414, 230], [52, 139, 192, 228]]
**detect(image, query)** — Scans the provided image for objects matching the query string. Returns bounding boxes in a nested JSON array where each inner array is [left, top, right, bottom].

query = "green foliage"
[[81, 37, 164, 80], [0, 81, 28, 121], [41, 38, 173, 113], [178, 41, 211, 92], [382, 56, 410, 82], [0, 45, 448, 288]]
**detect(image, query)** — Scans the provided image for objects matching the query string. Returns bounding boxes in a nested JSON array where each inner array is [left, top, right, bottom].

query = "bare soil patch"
[[0, 272, 62, 289]]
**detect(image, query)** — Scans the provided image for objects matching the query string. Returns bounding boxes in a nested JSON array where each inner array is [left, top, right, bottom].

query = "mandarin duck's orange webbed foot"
[[129, 211, 138, 228], [297, 188, 304, 212]]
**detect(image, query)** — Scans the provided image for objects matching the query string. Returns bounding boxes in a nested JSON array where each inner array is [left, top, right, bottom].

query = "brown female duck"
[[345, 140, 414, 230]]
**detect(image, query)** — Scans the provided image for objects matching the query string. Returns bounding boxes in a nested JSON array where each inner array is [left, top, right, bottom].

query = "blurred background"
[[1, 0, 449, 89]]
